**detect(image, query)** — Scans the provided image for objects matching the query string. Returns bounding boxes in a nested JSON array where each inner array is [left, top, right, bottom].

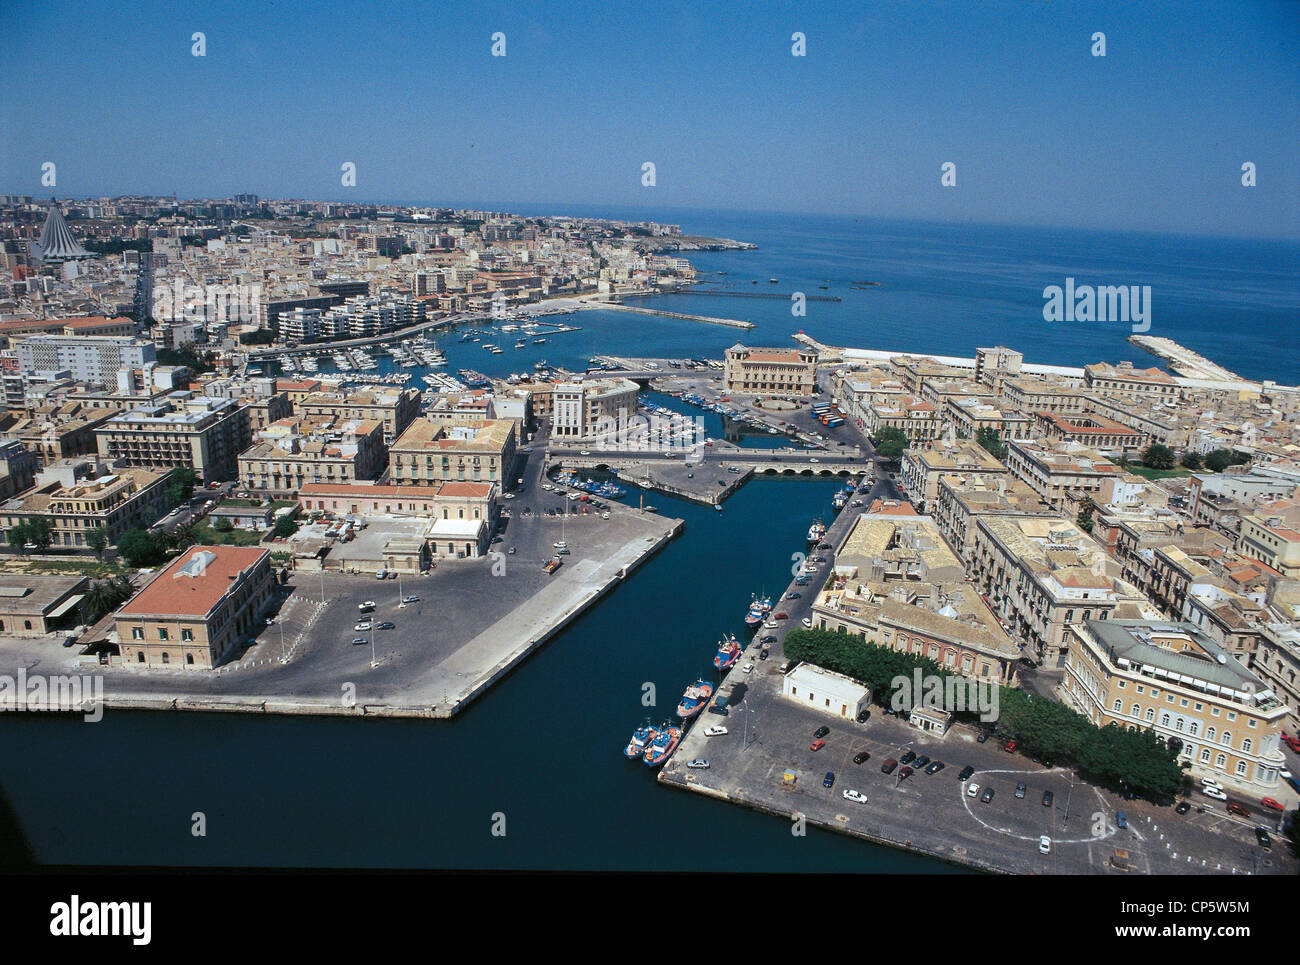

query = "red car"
[[774, 612, 789, 620], [1226, 802, 1251, 818], [1261, 797, 1284, 812], [1283, 735, 1300, 753], [1003, 740, 1017, 753], [810, 739, 826, 751]]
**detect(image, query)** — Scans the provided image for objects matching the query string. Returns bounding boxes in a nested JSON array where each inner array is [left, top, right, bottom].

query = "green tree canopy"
[[117, 529, 167, 568], [873, 426, 909, 460], [976, 426, 1007, 462], [1141, 444, 1176, 470]]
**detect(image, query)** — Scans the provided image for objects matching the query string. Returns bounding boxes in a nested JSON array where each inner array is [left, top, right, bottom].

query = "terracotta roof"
[[118, 545, 269, 619]]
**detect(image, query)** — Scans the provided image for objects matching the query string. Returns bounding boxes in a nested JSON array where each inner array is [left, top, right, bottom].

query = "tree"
[[1140, 444, 1176, 470], [214, 517, 234, 532], [79, 575, 136, 624], [976, 426, 1007, 462], [165, 467, 198, 507], [873, 426, 909, 461], [85, 526, 109, 560], [6, 523, 27, 551], [24, 516, 53, 550], [117, 529, 166, 567], [1180, 450, 1203, 471], [273, 516, 299, 539], [1204, 448, 1248, 473], [1076, 495, 1096, 534]]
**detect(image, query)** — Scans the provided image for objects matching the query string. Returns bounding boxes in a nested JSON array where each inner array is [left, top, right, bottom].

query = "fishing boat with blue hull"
[[676, 680, 714, 719], [714, 634, 742, 670], [806, 518, 826, 546], [624, 722, 659, 760], [643, 724, 682, 767]]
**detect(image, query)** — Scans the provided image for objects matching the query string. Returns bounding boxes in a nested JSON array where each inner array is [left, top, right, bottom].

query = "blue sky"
[[2, 0, 1296, 238]]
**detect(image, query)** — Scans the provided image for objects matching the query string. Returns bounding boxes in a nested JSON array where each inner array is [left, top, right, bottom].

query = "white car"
[[579, 450, 591, 456], [810, 458, 820, 464], [1038, 835, 1051, 855], [801, 617, 813, 628], [1200, 776, 1224, 790], [1200, 785, 1228, 801], [358, 601, 376, 611], [966, 783, 980, 798], [567, 492, 580, 501], [763, 620, 777, 629], [703, 726, 728, 737], [686, 759, 709, 770], [354, 622, 372, 632], [542, 483, 554, 491], [504, 492, 515, 499], [741, 662, 754, 674], [842, 789, 867, 804]]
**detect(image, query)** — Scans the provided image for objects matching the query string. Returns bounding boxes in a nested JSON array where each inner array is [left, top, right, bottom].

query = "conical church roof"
[[31, 200, 90, 263]]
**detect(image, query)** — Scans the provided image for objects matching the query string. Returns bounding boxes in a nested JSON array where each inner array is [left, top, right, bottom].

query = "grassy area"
[[190, 522, 267, 547], [1122, 464, 1193, 481]]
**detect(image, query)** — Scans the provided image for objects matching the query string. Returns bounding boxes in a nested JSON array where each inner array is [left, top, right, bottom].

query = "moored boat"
[[643, 724, 682, 767], [676, 680, 714, 719], [713, 633, 742, 670], [624, 721, 659, 759]]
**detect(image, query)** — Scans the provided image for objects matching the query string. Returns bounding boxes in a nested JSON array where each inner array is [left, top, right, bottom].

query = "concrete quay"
[[0, 494, 683, 721], [597, 300, 755, 329]]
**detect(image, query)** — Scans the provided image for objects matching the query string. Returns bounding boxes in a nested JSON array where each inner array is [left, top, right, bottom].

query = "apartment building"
[[95, 394, 251, 482], [296, 387, 420, 445], [115, 546, 275, 669], [999, 376, 1089, 415], [0, 403, 122, 469], [1064, 619, 1288, 790], [0, 461, 169, 550], [1252, 623, 1300, 731], [866, 396, 941, 447], [551, 377, 639, 439], [1004, 439, 1122, 511], [238, 416, 386, 498], [932, 474, 1052, 568], [969, 515, 1125, 667], [899, 439, 1007, 508], [1235, 498, 1300, 577], [1083, 362, 1180, 401], [723, 343, 818, 396], [15, 334, 155, 385], [389, 418, 516, 485], [1033, 411, 1146, 456]]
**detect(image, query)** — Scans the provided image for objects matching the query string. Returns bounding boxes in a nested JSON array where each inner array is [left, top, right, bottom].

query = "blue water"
[[0, 209, 1292, 870]]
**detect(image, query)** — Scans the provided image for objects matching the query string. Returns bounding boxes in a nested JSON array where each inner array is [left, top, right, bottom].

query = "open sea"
[[0, 210, 1294, 870]]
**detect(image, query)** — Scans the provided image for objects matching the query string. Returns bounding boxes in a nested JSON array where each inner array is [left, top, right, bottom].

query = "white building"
[[781, 663, 871, 719], [16, 335, 155, 386]]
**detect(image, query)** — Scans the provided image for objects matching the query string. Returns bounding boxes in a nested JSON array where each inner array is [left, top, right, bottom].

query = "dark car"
[[924, 761, 945, 775], [899, 750, 917, 766], [881, 758, 898, 774], [958, 765, 976, 781], [376, 621, 395, 630], [760, 635, 778, 644], [1042, 791, 1054, 807], [1015, 782, 1027, 799], [980, 787, 995, 803], [760, 649, 769, 660], [1175, 801, 1191, 815], [856, 709, 870, 723], [898, 766, 914, 780], [785, 592, 802, 600], [1254, 827, 1272, 849], [823, 772, 835, 789], [913, 755, 931, 770], [853, 751, 871, 765], [813, 726, 830, 739], [1116, 811, 1128, 829], [976, 731, 988, 743]]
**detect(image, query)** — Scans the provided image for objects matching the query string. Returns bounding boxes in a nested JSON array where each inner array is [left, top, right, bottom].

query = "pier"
[[596, 300, 755, 329]]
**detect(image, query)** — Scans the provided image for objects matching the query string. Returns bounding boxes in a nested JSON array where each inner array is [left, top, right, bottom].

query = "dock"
[[597, 301, 754, 329]]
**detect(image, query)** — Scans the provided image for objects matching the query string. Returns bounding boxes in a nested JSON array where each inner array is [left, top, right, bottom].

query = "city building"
[[15, 335, 155, 385], [781, 663, 871, 720], [389, 418, 516, 485], [1064, 619, 1288, 790], [0, 574, 91, 636], [95, 394, 251, 482], [296, 386, 420, 445], [114, 546, 275, 669], [550, 377, 639, 439], [0, 461, 169, 550], [723, 343, 818, 396]]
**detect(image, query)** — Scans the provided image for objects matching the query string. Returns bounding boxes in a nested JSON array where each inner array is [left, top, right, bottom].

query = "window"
[[186, 654, 194, 665], [159, 628, 169, 641], [1242, 738, 1253, 754], [1200, 748, 1211, 763], [23, 620, 31, 630], [1113, 699, 1122, 712], [1220, 732, 1231, 746], [161, 653, 169, 664], [132, 627, 144, 640], [182, 629, 193, 641], [1215, 752, 1226, 769]]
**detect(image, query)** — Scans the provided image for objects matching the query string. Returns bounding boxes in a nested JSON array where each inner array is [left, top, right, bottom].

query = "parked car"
[[785, 592, 802, 600], [1200, 776, 1225, 791], [1116, 811, 1127, 829], [1254, 827, 1272, 849], [759, 649, 769, 660], [774, 612, 789, 620], [741, 662, 754, 674], [813, 726, 830, 739], [354, 622, 372, 632], [1042, 791, 1054, 807], [966, 782, 980, 798], [686, 759, 709, 770], [1038, 835, 1051, 855], [801, 617, 813, 628], [924, 761, 945, 775], [976, 731, 988, 744], [881, 758, 898, 774], [913, 755, 930, 770], [759, 635, 778, 644], [1174, 801, 1191, 815], [899, 750, 916, 766], [853, 751, 870, 765], [703, 726, 728, 737], [1003, 739, 1018, 753], [350, 637, 367, 646], [1201, 786, 1228, 801], [375, 621, 395, 630], [1226, 802, 1251, 818], [1260, 797, 1284, 812], [958, 766, 976, 782], [842, 789, 867, 804], [856, 709, 870, 723], [981, 787, 995, 803], [810, 739, 826, 752], [898, 766, 914, 780], [823, 772, 835, 789], [1015, 782, 1027, 799], [358, 601, 376, 612]]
